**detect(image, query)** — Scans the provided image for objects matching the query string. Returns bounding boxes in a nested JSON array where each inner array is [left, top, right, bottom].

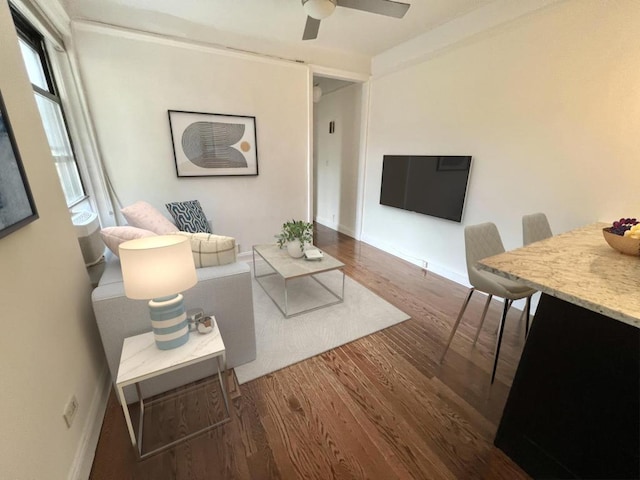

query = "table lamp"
[[119, 235, 197, 350]]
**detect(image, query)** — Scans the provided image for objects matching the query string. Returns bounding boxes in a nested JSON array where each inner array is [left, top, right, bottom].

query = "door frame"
[[307, 65, 370, 240]]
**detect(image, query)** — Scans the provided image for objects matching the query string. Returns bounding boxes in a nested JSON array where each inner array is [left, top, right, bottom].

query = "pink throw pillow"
[[100, 226, 157, 256], [120, 201, 178, 234]]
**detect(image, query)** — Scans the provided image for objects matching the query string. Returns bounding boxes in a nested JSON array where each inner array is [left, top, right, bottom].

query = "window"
[[11, 8, 86, 207]]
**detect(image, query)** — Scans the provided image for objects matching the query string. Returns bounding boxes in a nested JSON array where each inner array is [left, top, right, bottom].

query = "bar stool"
[[523, 212, 553, 245], [440, 222, 536, 384]]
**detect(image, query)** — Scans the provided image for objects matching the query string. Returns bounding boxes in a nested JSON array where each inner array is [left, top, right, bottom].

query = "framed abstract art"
[[0, 90, 38, 240], [168, 110, 258, 177]]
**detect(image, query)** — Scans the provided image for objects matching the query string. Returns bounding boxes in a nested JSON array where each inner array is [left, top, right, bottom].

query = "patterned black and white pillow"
[[165, 200, 212, 233]]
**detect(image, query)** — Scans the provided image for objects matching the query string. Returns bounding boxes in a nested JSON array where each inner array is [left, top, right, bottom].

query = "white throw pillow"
[[121, 201, 178, 234], [100, 226, 157, 256], [176, 232, 236, 267]]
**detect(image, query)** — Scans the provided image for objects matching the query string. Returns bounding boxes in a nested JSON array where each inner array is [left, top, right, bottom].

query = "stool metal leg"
[[440, 288, 474, 364], [473, 294, 492, 345], [491, 300, 510, 384], [494, 299, 513, 334], [524, 295, 531, 338]]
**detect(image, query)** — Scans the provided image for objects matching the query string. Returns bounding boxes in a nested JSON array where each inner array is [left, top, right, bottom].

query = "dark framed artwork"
[[0, 90, 38, 240], [168, 110, 258, 177]]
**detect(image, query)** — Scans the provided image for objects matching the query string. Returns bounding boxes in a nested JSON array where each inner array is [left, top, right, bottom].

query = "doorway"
[[312, 75, 365, 240]]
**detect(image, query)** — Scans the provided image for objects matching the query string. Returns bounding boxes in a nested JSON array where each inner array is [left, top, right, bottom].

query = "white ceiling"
[[60, 0, 497, 59], [315, 76, 353, 95]]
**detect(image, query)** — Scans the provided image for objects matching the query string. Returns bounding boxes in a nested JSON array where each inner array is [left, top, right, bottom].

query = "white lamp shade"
[[119, 235, 197, 300], [303, 0, 336, 20], [313, 85, 322, 103]]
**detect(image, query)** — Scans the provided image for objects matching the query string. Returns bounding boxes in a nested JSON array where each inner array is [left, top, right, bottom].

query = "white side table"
[[115, 317, 230, 459]]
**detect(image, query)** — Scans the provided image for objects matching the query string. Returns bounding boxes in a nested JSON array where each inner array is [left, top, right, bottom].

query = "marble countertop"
[[478, 222, 640, 328]]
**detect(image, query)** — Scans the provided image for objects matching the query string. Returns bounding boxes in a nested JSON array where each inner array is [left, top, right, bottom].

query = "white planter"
[[286, 240, 304, 258]]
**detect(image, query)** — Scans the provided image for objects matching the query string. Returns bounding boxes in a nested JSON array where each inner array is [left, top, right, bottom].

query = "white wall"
[[72, 24, 311, 252], [362, 0, 640, 284], [0, 3, 106, 479], [314, 83, 362, 237]]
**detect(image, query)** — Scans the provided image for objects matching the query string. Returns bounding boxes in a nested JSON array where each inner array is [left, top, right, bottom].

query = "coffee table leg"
[[284, 278, 289, 317], [252, 247, 256, 278]]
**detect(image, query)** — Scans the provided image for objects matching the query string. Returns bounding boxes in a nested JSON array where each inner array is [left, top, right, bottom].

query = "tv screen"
[[380, 155, 472, 222]]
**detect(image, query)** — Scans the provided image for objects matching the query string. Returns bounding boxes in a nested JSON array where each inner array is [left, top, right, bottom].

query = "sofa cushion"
[[121, 201, 178, 234], [100, 226, 157, 256], [176, 231, 236, 267], [166, 200, 212, 233]]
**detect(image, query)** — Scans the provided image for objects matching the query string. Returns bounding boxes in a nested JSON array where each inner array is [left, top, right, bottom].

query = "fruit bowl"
[[602, 228, 640, 256]]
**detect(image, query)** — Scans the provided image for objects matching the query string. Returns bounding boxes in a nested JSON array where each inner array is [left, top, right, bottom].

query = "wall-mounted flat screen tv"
[[380, 155, 472, 222]]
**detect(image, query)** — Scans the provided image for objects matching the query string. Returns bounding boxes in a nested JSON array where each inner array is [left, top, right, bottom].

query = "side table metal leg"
[[116, 385, 137, 448], [136, 357, 231, 460], [217, 354, 231, 421], [136, 383, 145, 457]]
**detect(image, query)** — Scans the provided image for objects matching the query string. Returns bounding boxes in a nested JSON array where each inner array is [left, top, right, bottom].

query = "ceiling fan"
[[302, 0, 411, 40]]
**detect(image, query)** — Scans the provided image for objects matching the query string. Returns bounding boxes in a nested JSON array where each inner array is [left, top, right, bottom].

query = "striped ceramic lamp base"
[[148, 294, 190, 350]]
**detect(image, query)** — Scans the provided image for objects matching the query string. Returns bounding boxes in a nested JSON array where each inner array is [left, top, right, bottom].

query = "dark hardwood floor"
[[90, 224, 530, 479]]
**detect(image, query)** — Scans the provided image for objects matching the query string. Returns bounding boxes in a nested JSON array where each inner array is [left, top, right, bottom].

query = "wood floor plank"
[[297, 355, 418, 479], [256, 371, 339, 479], [356, 333, 496, 439], [233, 378, 282, 479], [337, 338, 496, 479], [277, 359, 395, 479], [90, 224, 530, 480], [324, 346, 458, 479], [269, 364, 363, 479]]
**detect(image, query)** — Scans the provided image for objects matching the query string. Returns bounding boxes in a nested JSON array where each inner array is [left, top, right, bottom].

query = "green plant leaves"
[[276, 219, 313, 248]]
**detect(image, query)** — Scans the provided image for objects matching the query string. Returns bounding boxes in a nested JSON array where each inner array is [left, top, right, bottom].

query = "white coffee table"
[[252, 244, 345, 317], [115, 317, 230, 459]]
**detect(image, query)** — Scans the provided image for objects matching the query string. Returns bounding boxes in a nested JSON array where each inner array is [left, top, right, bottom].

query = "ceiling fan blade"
[[337, 0, 410, 18], [303, 16, 321, 40]]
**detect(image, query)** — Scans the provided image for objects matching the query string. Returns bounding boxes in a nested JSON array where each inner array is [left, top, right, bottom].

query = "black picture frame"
[[0, 90, 38, 240], [168, 110, 259, 177]]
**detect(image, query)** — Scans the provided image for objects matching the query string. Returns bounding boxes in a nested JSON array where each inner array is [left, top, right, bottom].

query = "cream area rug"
[[234, 268, 410, 384]]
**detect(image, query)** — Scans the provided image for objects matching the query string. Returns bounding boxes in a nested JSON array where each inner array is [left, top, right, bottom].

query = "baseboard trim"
[[314, 218, 356, 239], [68, 364, 111, 480], [238, 250, 253, 262], [359, 233, 469, 286], [358, 233, 538, 313], [315, 216, 336, 231]]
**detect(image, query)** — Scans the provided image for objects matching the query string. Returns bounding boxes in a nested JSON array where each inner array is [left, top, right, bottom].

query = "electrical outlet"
[[63, 395, 79, 428]]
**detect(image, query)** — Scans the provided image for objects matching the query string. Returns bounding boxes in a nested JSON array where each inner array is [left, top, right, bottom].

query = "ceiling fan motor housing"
[[302, 0, 337, 20]]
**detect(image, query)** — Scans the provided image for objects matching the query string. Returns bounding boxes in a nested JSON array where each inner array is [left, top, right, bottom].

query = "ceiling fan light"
[[303, 0, 336, 20]]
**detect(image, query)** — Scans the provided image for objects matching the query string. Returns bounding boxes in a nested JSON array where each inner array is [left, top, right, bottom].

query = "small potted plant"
[[276, 219, 313, 258]]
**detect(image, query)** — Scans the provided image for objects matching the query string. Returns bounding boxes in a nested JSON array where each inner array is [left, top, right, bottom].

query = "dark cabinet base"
[[495, 293, 640, 479]]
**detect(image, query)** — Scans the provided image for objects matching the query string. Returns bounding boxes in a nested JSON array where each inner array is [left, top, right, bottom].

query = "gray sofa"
[[92, 251, 256, 402]]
